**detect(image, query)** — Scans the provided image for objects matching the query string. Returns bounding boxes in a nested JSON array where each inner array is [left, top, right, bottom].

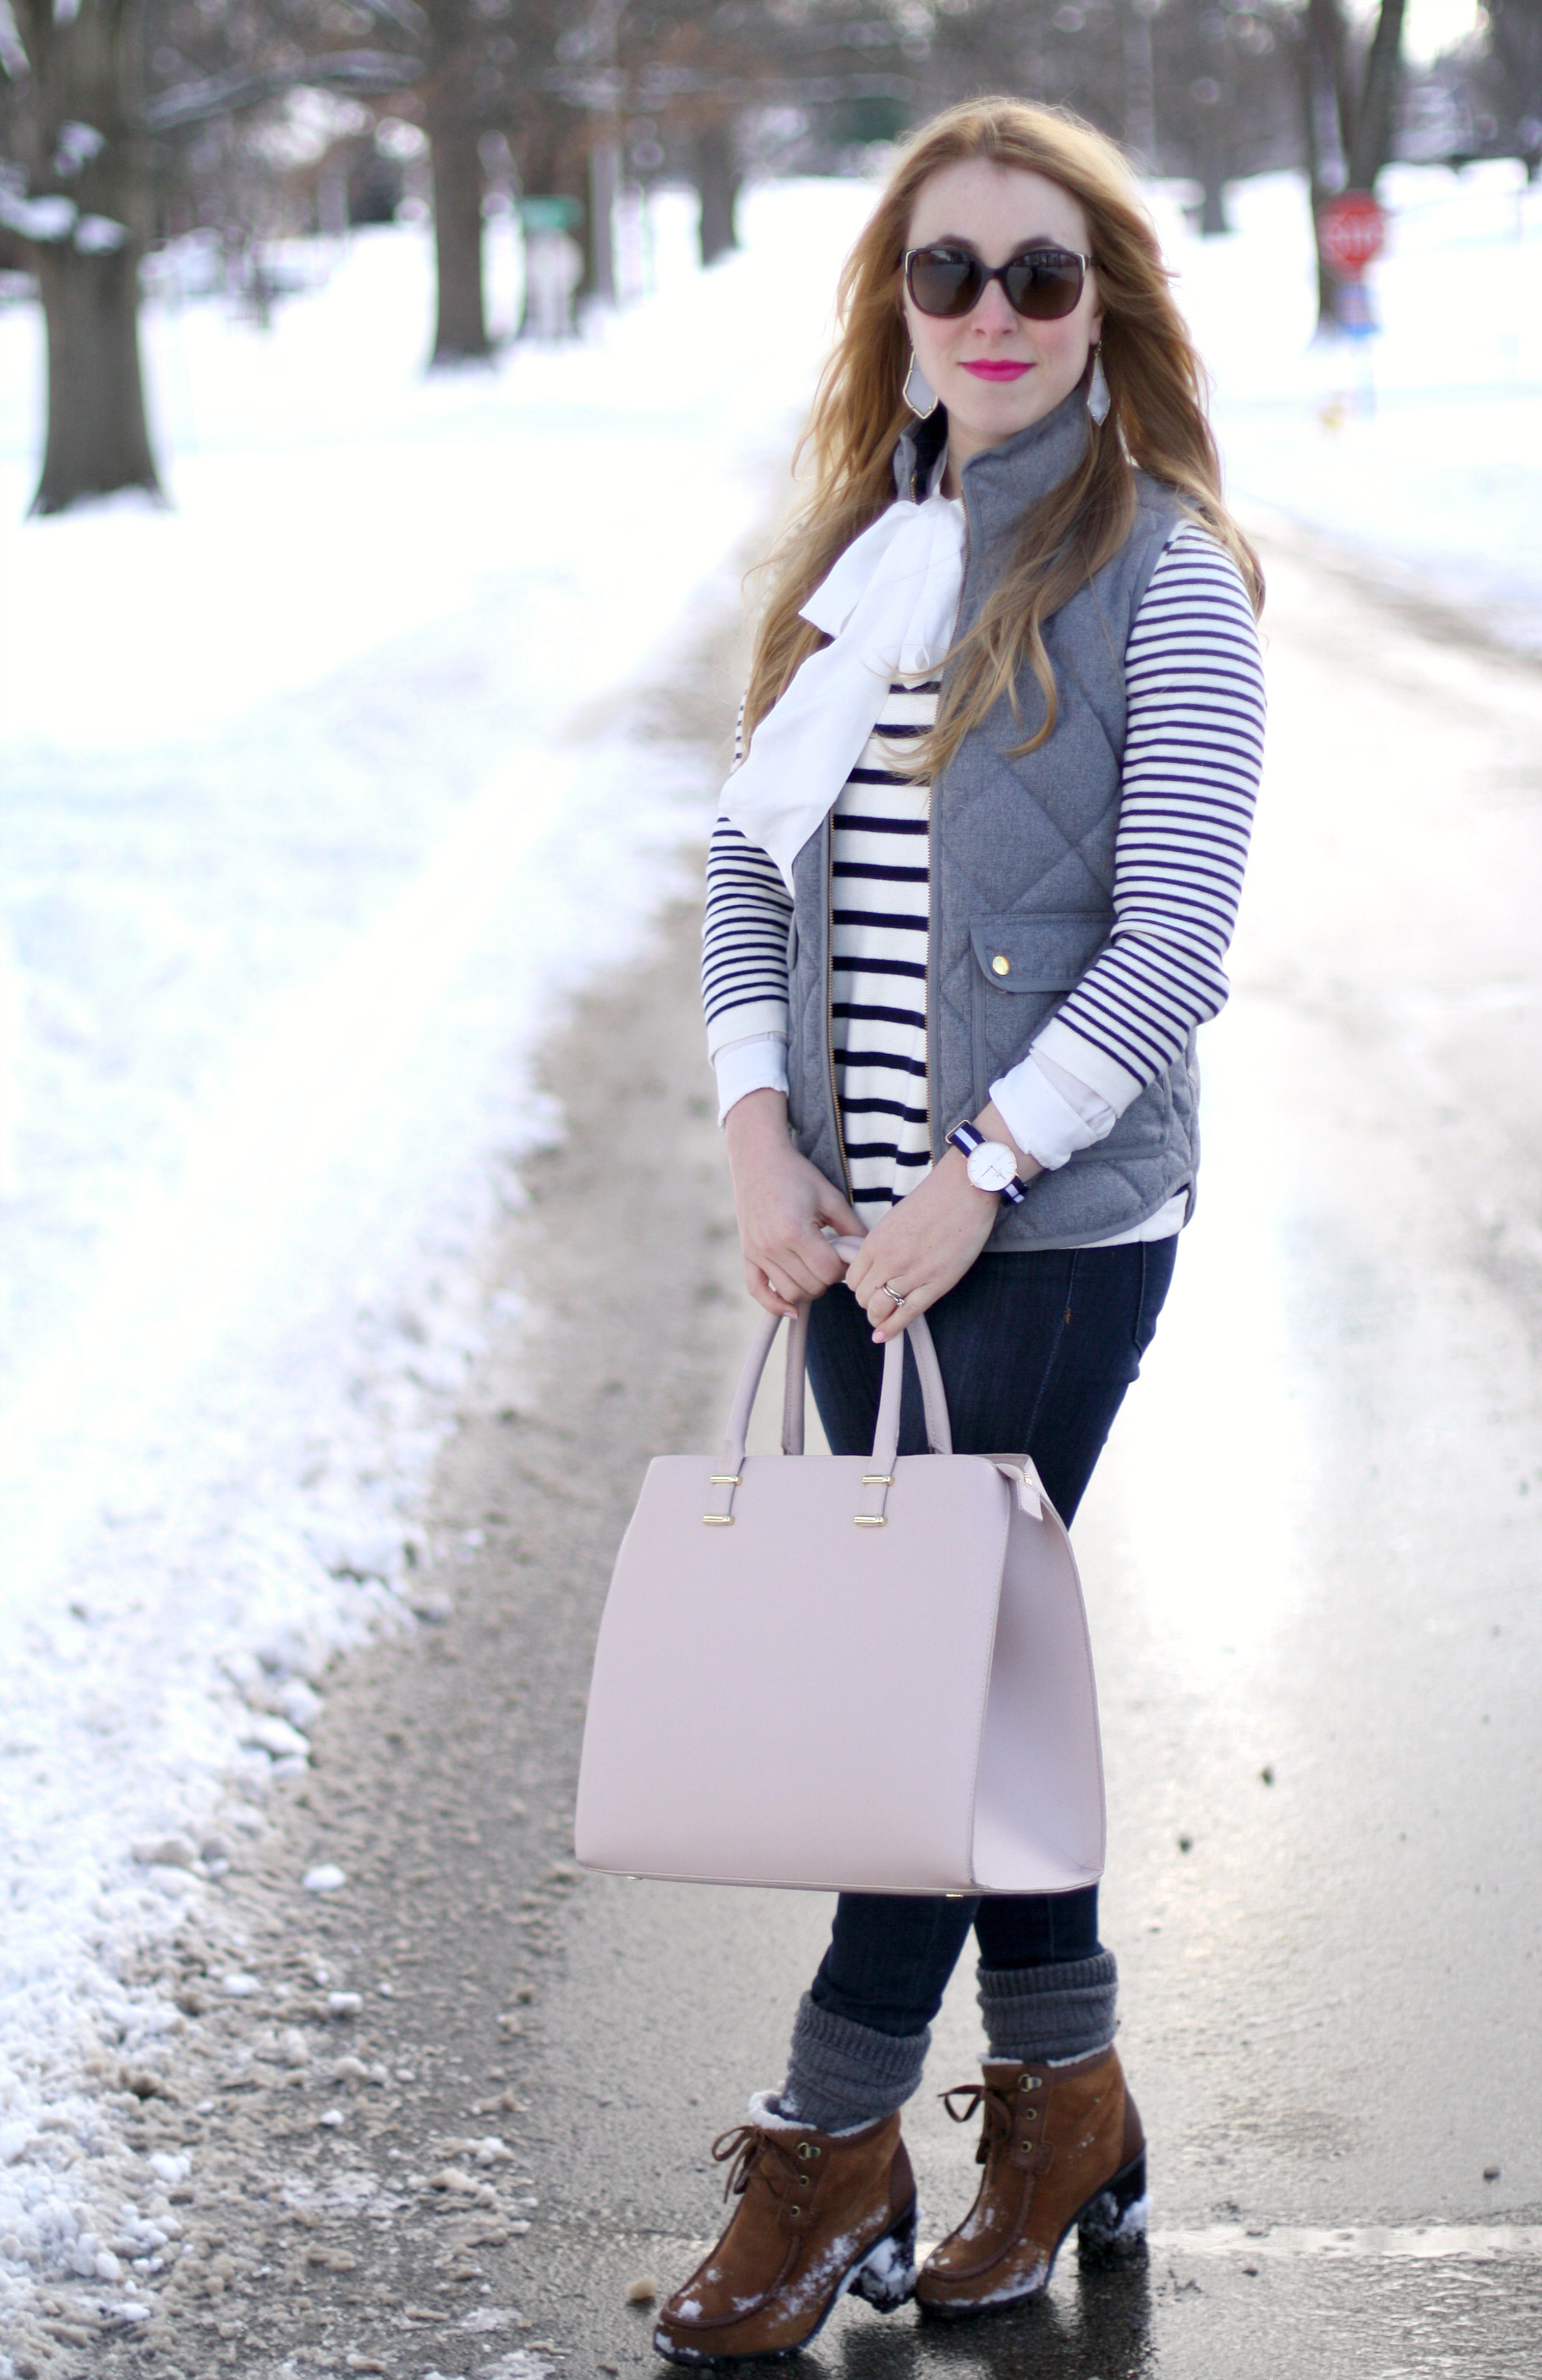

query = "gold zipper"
[[927, 489, 973, 1160], [926, 723, 942, 1164], [823, 813, 855, 1202]]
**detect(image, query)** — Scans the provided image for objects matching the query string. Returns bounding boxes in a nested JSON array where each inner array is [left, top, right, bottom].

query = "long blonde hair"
[[742, 98, 1262, 771]]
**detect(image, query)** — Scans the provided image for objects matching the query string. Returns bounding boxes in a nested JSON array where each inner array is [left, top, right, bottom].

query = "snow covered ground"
[[0, 180, 875, 2335], [0, 156, 1534, 2339]]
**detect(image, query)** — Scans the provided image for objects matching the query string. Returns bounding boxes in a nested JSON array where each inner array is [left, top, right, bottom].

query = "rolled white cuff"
[[989, 1049, 1118, 1171], [706, 995, 790, 1063], [714, 1033, 789, 1125], [1031, 1013, 1145, 1115]]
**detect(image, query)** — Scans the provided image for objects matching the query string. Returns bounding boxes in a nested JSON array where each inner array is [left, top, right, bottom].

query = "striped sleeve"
[[702, 704, 795, 1059], [1031, 522, 1266, 1110]]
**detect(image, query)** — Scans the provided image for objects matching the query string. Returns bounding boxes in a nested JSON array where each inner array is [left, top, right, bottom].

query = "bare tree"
[[552, 1, 772, 276], [3, 2, 161, 513], [0, 1, 418, 511], [1338, 0, 1408, 185], [1474, 0, 1542, 172], [694, 117, 736, 260], [913, 0, 1296, 238], [1275, 0, 1411, 321]]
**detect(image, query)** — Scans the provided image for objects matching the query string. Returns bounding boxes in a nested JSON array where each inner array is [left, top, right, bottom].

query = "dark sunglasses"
[[903, 243, 1090, 323]]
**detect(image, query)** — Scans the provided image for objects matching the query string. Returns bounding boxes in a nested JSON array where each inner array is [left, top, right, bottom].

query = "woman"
[[656, 98, 1265, 2364]]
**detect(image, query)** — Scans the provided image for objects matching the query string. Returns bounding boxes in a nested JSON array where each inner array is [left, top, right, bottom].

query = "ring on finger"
[[882, 1280, 907, 1309]]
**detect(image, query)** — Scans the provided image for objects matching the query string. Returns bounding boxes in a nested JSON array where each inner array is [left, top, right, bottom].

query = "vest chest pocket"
[[968, 914, 1108, 1108]]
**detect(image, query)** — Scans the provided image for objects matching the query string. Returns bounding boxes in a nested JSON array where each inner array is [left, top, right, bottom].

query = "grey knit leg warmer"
[[977, 1951, 1118, 2065], [778, 1991, 931, 2134]]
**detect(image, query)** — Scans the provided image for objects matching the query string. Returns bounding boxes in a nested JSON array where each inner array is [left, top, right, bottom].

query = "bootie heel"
[[848, 2197, 919, 2310], [1076, 2145, 1149, 2260]]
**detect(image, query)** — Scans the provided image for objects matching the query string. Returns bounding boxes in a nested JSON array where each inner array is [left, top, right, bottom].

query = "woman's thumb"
[[818, 1182, 866, 1240]]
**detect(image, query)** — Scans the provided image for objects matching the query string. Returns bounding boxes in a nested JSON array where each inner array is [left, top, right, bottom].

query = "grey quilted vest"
[[785, 385, 1194, 1251]]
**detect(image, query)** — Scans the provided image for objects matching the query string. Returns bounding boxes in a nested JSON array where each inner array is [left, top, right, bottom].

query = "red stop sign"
[[1318, 192, 1387, 278]]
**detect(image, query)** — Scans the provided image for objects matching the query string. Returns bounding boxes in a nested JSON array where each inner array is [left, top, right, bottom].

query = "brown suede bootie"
[[914, 2048, 1147, 2317], [653, 2099, 917, 2365]]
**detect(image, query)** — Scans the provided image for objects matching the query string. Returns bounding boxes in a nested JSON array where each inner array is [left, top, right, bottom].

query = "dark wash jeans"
[[803, 1236, 1178, 2039]]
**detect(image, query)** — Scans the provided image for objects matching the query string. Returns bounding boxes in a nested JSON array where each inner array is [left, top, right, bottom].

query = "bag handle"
[[716, 1251, 952, 1471], [822, 1236, 951, 1466], [703, 1242, 953, 1525]]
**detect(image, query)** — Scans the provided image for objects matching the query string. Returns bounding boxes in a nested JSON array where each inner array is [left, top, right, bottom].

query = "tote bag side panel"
[[575, 1453, 1010, 1891], [971, 1498, 1106, 1891]]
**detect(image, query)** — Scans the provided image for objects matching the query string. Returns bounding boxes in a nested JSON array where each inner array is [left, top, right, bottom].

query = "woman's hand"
[[725, 1089, 866, 1318], [845, 1104, 1042, 1340]]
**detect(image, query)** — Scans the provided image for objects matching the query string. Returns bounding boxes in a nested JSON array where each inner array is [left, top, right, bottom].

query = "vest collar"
[[892, 404, 949, 502], [892, 384, 1091, 517]]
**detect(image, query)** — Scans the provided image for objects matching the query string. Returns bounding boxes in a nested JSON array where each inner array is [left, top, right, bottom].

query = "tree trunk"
[[1309, 0, 1357, 168], [1293, 11, 1348, 329], [1347, 0, 1409, 188], [32, 236, 162, 514], [429, 118, 489, 364], [1310, 218, 1344, 335], [588, 134, 619, 303], [694, 122, 739, 266], [1123, 3, 1156, 171], [511, 117, 588, 316], [1198, 112, 1229, 236], [11, 0, 163, 510], [1293, 0, 1406, 327]]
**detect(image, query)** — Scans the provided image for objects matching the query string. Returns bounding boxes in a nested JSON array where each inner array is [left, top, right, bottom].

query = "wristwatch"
[[946, 1120, 1028, 1206]]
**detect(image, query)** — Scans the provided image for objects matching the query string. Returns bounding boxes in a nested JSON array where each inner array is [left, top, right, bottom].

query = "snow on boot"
[[914, 2048, 1147, 2317], [653, 2098, 917, 2365]]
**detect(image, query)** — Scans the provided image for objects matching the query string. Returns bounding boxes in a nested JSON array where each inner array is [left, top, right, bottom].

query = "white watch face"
[[966, 1139, 1019, 1193]]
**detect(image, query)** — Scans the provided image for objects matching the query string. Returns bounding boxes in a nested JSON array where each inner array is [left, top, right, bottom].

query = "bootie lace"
[[942, 2078, 1019, 2163], [711, 2123, 812, 2208]]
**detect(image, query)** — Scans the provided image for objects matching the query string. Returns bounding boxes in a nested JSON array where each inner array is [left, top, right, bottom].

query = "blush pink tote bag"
[[574, 1260, 1105, 1895]]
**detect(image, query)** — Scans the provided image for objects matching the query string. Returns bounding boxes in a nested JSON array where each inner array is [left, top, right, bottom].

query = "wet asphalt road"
[[61, 521, 1542, 2380]]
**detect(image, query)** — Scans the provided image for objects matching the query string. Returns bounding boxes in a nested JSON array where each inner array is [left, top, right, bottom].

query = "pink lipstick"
[[962, 360, 1031, 381]]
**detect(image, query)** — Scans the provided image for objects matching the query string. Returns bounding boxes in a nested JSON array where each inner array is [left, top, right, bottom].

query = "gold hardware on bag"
[[861, 1473, 894, 1486], [703, 1466, 743, 1526], [853, 1514, 887, 1527]]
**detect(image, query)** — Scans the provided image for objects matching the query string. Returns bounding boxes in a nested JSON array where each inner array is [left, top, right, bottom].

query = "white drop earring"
[[903, 350, 938, 418], [1087, 343, 1111, 425]]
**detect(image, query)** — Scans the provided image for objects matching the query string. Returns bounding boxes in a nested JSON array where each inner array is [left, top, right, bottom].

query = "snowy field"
[[0, 156, 1537, 2332], [1153, 159, 1542, 656], [0, 180, 877, 2331]]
